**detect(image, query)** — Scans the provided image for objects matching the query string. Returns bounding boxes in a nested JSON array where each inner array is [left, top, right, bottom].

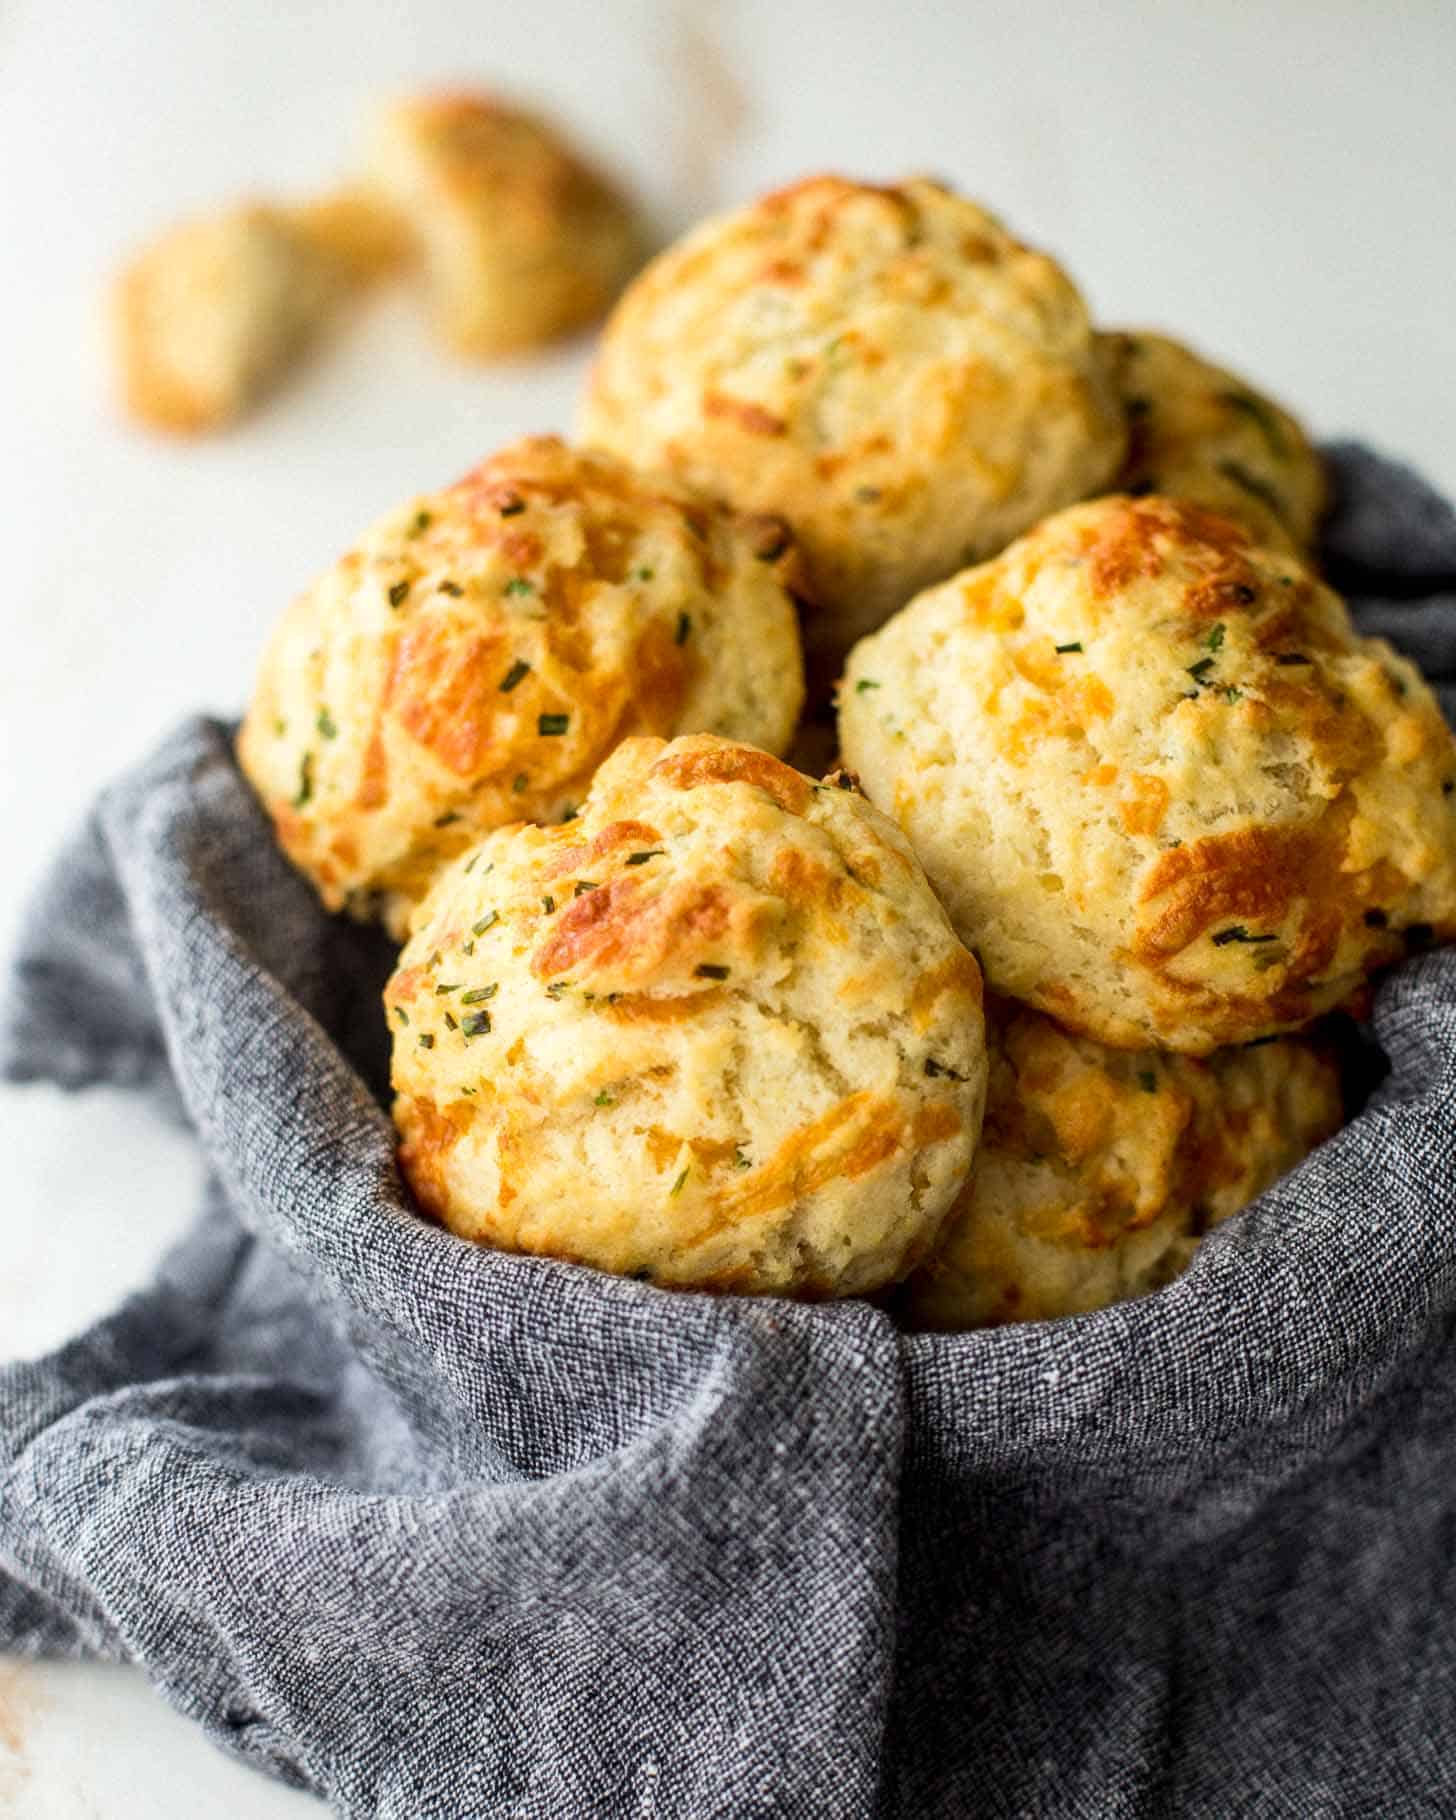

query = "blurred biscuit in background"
[[238, 436, 807, 937], [113, 89, 642, 432], [289, 185, 411, 284], [387, 733, 987, 1297], [367, 90, 642, 358], [113, 201, 353, 433], [900, 1002, 1343, 1329]]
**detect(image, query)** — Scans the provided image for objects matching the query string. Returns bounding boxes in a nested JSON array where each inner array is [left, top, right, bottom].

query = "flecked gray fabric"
[[3, 444, 1456, 1818]]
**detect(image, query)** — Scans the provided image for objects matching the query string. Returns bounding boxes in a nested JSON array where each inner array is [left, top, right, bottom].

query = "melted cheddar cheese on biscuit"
[[903, 1002, 1342, 1329], [239, 437, 807, 937]]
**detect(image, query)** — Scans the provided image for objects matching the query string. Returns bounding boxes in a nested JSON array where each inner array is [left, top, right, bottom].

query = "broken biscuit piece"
[[113, 201, 351, 434], [367, 90, 642, 358]]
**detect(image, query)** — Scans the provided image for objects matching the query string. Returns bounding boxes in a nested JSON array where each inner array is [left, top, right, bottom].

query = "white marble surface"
[[1, 0, 1453, 1810]]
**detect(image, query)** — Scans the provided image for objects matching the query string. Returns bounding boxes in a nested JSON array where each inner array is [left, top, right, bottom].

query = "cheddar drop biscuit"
[[387, 734, 987, 1297], [580, 174, 1126, 667], [239, 437, 806, 936], [902, 1003, 1341, 1329], [840, 494, 1456, 1052], [369, 91, 641, 356], [1102, 330, 1326, 551]]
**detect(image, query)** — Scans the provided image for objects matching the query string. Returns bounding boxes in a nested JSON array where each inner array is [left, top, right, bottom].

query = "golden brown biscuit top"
[[688, 170, 1062, 309], [840, 493, 1456, 1049], [586, 173, 1099, 442], [941, 493, 1424, 778], [395, 733, 976, 1015], [387, 729, 984, 1066], [580, 172, 1126, 665], [385, 734, 987, 1295], [237, 438, 806, 928]]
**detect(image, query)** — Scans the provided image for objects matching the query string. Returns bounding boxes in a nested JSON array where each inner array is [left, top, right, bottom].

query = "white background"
[[1, 0, 1453, 1811]]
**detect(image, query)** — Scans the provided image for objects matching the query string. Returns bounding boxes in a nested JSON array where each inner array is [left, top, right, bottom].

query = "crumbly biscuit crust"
[[114, 203, 343, 433]]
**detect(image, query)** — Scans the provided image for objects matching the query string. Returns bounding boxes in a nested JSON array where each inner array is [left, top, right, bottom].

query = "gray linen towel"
[[3, 444, 1456, 1818]]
